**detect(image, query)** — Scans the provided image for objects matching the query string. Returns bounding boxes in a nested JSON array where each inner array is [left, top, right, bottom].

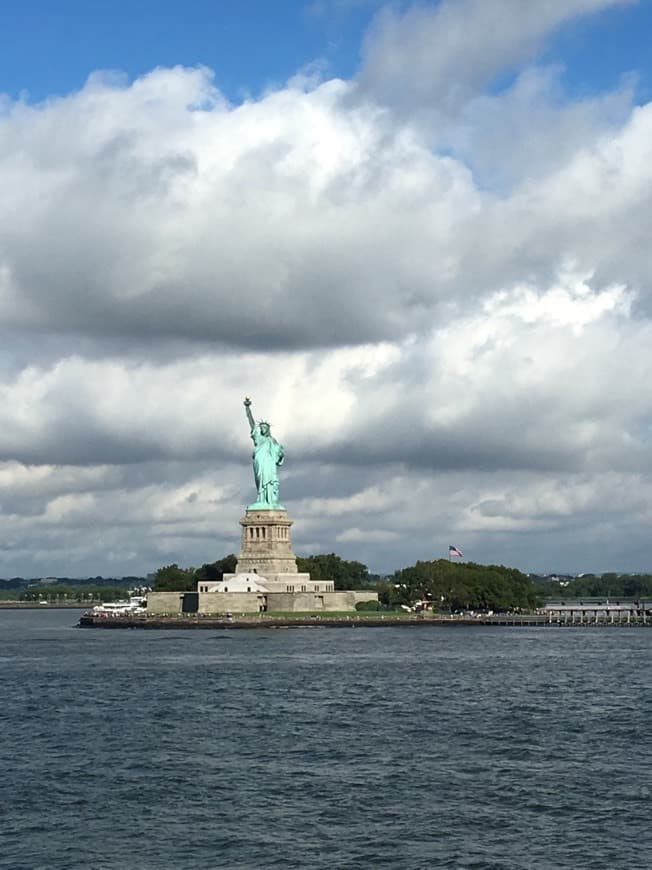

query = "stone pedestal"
[[235, 509, 300, 576]]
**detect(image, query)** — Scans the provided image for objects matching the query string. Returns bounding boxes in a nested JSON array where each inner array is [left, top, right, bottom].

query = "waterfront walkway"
[[78, 613, 652, 629]]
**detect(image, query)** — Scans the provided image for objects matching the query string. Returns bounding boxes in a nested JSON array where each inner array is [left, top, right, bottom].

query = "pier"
[[78, 612, 652, 629], [540, 599, 650, 626]]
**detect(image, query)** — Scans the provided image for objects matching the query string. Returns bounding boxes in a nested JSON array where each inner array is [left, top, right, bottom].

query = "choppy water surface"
[[2, 610, 652, 869]]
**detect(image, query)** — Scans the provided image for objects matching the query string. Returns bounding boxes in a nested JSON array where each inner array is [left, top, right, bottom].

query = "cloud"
[[439, 64, 637, 191], [1, 66, 478, 350], [0, 1, 651, 576], [358, 0, 631, 113]]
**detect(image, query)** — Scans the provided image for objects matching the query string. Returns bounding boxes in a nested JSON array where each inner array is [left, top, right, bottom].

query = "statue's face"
[[260, 423, 270, 435]]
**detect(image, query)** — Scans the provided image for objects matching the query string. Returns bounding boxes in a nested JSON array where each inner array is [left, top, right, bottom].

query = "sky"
[[1, 0, 652, 579]]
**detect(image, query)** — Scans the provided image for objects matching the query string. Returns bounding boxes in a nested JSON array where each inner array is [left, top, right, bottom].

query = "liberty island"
[[77, 399, 652, 628], [123, 396, 378, 620]]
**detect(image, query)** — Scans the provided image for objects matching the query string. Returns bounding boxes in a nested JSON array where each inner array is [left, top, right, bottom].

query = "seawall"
[[78, 614, 652, 629]]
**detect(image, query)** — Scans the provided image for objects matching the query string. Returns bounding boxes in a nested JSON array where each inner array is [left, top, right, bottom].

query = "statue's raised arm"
[[242, 396, 285, 510], [243, 396, 256, 432]]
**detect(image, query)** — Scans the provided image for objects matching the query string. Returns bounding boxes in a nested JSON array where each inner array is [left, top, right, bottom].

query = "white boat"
[[91, 596, 146, 617]]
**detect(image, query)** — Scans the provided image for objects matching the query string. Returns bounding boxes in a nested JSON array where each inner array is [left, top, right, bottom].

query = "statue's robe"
[[251, 425, 284, 505]]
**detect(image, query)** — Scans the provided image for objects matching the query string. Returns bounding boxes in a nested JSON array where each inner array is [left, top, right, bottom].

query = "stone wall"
[[198, 592, 266, 614], [147, 589, 379, 615], [147, 591, 187, 615], [266, 591, 378, 612]]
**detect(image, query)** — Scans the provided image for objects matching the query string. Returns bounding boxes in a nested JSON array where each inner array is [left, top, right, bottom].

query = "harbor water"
[[1, 608, 651, 869]]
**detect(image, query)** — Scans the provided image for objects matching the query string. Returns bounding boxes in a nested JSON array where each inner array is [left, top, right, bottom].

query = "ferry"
[[89, 596, 147, 618]]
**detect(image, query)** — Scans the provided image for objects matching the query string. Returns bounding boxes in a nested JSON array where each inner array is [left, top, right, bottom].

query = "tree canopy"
[[532, 572, 652, 600], [150, 553, 540, 611], [296, 553, 370, 590], [17, 585, 130, 602], [150, 552, 370, 592], [379, 559, 537, 612], [153, 564, 197, 592], [195, 555, 237, 581], [152, 556, 238, 591]]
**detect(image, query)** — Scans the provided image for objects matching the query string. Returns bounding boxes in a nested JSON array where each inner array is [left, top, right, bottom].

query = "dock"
[[78, 612, 652, 629]]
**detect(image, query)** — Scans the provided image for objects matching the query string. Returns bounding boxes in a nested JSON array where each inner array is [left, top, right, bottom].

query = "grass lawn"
[[260, 610, 412, 619]]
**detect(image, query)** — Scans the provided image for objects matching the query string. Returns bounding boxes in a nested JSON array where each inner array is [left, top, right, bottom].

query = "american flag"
[[449, 545, 463, 558]]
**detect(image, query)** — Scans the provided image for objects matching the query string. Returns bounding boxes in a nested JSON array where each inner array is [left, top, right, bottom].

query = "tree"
[[380, 559, 537, 611], [195, 555, 237, 581], [296, 553, 369, 590], [153, 564, 197, 592], [151, 555, 240, 590]]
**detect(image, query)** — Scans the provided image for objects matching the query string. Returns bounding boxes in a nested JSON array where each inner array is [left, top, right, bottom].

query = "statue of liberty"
[[243, 397, 285, 510]]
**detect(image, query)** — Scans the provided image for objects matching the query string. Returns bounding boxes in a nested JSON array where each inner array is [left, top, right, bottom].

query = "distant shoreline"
[[0, 602, 88, 609]]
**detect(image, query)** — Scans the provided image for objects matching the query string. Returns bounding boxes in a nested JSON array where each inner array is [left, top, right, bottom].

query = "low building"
[[540, 598, 650, 621], [147, 574, 378, 615], [197, 572, 335, 594]]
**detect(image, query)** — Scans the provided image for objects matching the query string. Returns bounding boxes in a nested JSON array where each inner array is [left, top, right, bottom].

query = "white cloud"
[[358, 0, 631, 112], [0, 1, 651, 577], [0, 66, 482, 349]]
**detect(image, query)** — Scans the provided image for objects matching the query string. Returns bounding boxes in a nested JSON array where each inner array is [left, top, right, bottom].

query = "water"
[[1, 610, 651, 869]]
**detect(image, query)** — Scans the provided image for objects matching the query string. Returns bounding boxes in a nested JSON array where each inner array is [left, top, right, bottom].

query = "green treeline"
[[296, 554, 373, 590], [152, 553, 537, 612], [533, 573, 652, 600], [9, 585, 131, 603], [379, 559, 537, 612], [0, 575, 146, 602], [9, 558, 651, 611], [153, 556, 238, 591], [5, 560, 652, 610], [152, 553, 373, 592]]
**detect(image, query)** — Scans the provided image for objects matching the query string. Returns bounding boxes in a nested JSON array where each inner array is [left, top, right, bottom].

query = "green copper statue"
[[243, 397, 285, 510]]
